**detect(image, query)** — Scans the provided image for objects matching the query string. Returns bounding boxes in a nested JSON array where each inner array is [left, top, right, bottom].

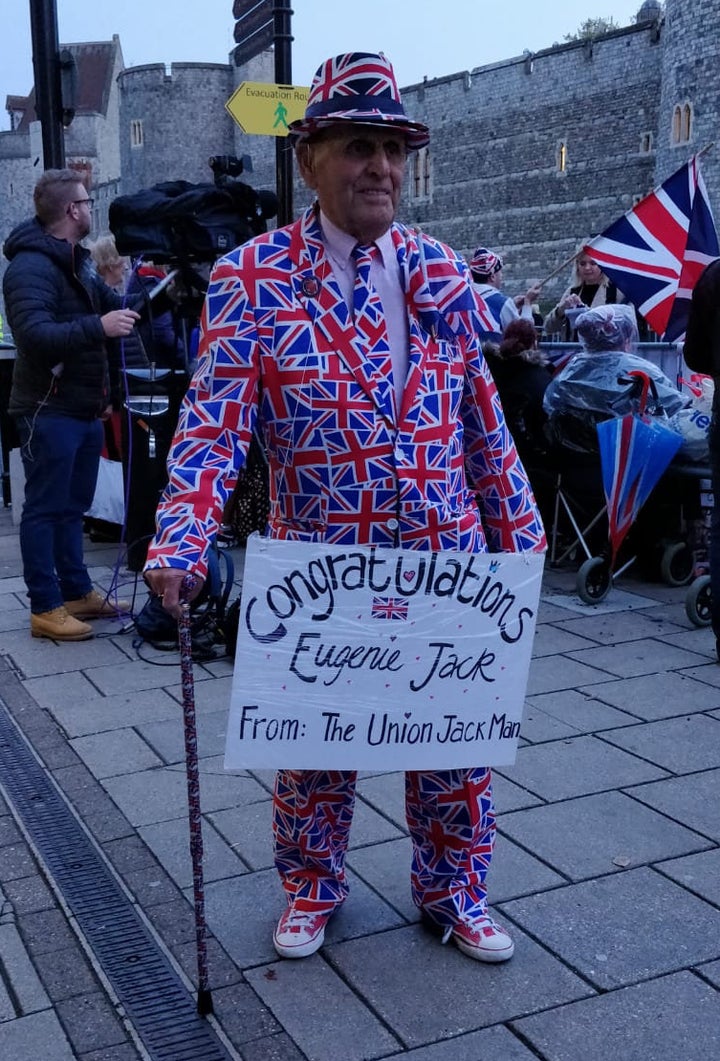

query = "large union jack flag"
[[585, 155, 719, 342]]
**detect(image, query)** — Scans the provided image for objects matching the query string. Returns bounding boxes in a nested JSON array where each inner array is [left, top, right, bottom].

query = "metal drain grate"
[[0, 697, 233, 1061]]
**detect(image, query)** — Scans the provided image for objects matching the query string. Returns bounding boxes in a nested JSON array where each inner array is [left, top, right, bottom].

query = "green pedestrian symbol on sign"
[[273, 100, 289, 129]]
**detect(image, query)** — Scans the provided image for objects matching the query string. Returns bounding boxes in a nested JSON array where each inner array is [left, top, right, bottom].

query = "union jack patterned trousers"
[[273, 767, 495, 927]]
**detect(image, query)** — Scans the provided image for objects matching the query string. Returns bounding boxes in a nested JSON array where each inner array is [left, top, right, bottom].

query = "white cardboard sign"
[[225, 537, 543, 771]]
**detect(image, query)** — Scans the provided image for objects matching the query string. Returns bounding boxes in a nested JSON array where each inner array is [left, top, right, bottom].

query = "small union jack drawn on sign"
[[371, 596, 409, 620]]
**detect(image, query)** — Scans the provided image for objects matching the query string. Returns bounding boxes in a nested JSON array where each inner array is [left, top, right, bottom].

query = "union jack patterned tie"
[[351, 243, 394, 395]]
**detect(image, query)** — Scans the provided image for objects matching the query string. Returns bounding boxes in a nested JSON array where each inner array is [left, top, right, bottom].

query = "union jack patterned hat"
[[470, 247, 504, 276], [288, 52, 430, 149]]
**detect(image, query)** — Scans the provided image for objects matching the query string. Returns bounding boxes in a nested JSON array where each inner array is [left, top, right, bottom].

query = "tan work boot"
[[31, 607, 93, 641], [64, 589, 130, 619]]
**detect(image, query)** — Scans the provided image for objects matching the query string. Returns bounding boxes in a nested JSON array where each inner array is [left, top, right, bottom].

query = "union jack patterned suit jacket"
[[145, 206, 546, 577]]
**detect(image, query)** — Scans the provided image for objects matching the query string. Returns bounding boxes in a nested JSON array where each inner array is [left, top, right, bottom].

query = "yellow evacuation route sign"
[[226, 81, 310, 137]]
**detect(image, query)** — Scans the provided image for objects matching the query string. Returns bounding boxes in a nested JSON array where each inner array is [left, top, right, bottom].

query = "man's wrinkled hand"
[[144, 569, 205, 620]]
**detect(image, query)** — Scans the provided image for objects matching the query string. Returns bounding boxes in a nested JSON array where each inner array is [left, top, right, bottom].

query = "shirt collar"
[[319, 210, 395, 271]]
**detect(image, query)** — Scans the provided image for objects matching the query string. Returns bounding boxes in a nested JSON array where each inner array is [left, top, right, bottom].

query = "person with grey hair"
[[142, 51, 546, 965], [3, 168, 138, 640]]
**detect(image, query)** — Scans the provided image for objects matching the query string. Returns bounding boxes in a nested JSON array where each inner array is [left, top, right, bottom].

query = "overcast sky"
[[1, 1, 648, 131]]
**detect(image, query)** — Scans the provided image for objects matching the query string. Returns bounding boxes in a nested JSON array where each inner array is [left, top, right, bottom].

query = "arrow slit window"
[[410, 147, 432, 202], [130, 120, 144, 148]]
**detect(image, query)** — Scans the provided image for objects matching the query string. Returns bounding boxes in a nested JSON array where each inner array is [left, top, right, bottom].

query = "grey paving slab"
[[529, 624, 596, 657], [209, 800, 275, 870], [326, 923, 591, 1047], [346, 837, 417, 921], [540, 586, 662, 615], [566, 637, 709, 677], [0, 602, 30, 633], [490, 770, 544, 813], [356, 771, 406, 827], [348, 795, 406, 848], [600, 713, 720, 773], [30, 941, 99, 1001], [0, 1010, 76, 1061], [681, 661, 720, 687], [550, 609, 688, 644], [0, 842, 38, 882], [626, 769, 720, 841], [513, 971, 720, 1061], [101, 766, 268, 826], [497, 734, 667, 801], [245, 957, 400, 1061], [238, 1032, 305, 1061], [138, 815, 249, 887], [165, 673, 233, 712], [199, 979, 281, 1045], [582, 670, 720, 719], [656, 627, 717, 659], [499, 791, 712, 881], [0, 976, 14, 1021], [700, 960, 720, 988], [536, 597, 579, 623], [525, 654, 614, 695], [656, 847, 720, 905], [1, 873, 55, 915], [21, 669, 115, 710], [137, 707, 230, 763], [0, 923, 50, 1013], [0, 575, 29, 595], [55, 990, 128, 1053], [69, 729, 163, 778], [501, 866, 720, 989], [83, 657, 214, 695], [343, 1025, 541, 1061], [481, 831, 568, 900], [521, 688, 634, 742], [3, 629, 131, 678], [26, 684, 183, 741]]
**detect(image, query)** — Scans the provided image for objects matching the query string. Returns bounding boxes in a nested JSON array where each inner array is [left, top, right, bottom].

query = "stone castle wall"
[[399, 21, 665, 303], [3, 2, 720, 319], [118, 62, 237, 193]]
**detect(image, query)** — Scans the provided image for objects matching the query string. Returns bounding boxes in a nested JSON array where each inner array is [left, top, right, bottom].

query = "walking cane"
[[178, 573, 213, 1016]]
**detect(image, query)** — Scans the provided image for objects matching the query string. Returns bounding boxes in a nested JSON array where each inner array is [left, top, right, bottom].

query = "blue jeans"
[[15, 413, 103, 613]]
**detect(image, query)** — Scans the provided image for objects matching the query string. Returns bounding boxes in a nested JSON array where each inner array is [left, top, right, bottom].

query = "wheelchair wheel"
[[660, 541, 694, 587], [577, 557, 613, 604], [685, 575, 712, 628]]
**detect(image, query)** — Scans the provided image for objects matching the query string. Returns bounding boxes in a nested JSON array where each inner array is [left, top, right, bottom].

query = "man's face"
[[489, 268, 503, 290], [67, 184, 92, 240], [297, 125, 408, 243]]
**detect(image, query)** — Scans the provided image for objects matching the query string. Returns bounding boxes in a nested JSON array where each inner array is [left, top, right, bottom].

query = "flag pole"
[[534, 251, 578, 290]]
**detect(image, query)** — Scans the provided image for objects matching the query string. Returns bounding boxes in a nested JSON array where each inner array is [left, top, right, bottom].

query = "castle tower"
[[656, 0, 720, 214], [118, 63, 236, 194]]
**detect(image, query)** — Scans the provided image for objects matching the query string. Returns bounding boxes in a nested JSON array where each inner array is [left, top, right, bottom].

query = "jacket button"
[[387, 518, 399, 531]]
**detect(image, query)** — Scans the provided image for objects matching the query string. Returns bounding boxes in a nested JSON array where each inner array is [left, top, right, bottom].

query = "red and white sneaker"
[[449, 915, 515, 963], [272, 904, 334, 959]]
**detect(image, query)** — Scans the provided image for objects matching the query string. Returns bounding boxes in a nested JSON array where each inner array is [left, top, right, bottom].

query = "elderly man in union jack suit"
[[145, 52, 546, 963]]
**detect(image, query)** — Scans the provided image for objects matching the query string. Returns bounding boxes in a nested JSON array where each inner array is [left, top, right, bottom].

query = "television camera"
[[108, 155, 278, 301]]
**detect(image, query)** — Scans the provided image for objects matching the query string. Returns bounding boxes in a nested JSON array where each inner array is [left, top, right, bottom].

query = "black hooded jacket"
[[3, 218, 128, 419]]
